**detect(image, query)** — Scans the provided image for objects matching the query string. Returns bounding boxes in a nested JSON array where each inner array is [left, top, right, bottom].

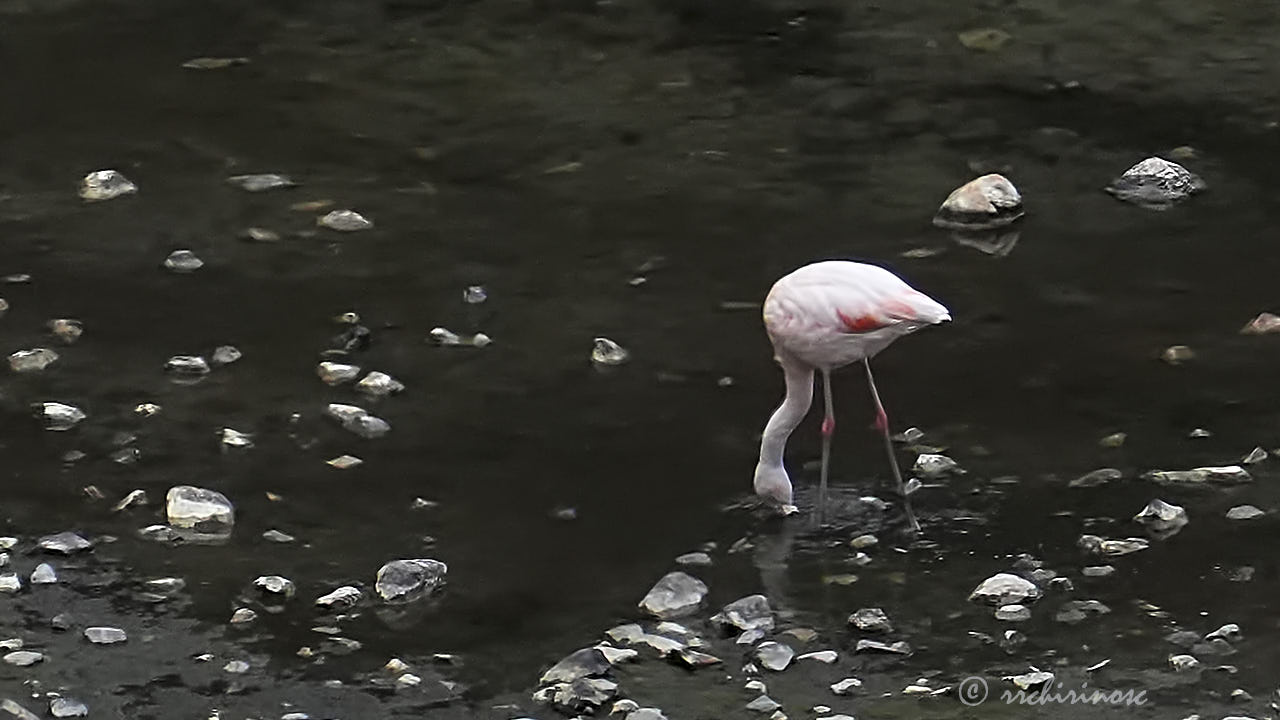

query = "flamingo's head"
[[753, 461, 795, 513]]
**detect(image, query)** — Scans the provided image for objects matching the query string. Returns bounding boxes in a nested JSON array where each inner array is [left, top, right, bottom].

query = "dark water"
[[4, 1, 1280, 717]]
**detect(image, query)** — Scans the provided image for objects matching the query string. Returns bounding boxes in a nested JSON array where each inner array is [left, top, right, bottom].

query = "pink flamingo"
[[753, 261, 950, 531]]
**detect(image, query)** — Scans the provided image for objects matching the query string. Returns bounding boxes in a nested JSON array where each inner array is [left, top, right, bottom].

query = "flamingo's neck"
[[758, 354, 814, 470]]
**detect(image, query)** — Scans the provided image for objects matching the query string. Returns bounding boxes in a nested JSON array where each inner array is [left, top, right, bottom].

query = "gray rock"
[[1206, 623, 1242, 642], [227, 173, 296, 192], [854, 639, 911, 654], [1241, 446, 1268, 464], [1105, 157, 1205, 209], [830, 678, 863, 695], [315, 585, 362, 609], [540, 648, 610, 685], [30, 564, 56, 584], [1226, 505, 1265, 520], [546, 677, 617, 714], [969, 572, 1041, 605], [711, 594, 773, 632], [933, 174, 1024, 230], [1133, 499, 1188, 533], [230, 608, 257, 624], [79, 170, 137, 202], [317, 362, 361, 385], [38, 532, 92, 555], [164, 355, 210, 375], [262, 529, 295, 543], [166, 486, 234, 532], [1082, 565, 1116, 578], [1169, 654, 1200, 672], [755, 641, 794, 671], [220, 428, 253, 450], [746, 695, 781, 714], [318, 209, 373, 232], [1077, 535, 1149, 556], [912, 453, 961, 478], [666, 647, 722, 669], [376, 559, 447, 602], [1, 699, 41, 720], [593, 644, 637, 665], [797, 650, 838, 664], [163, 250, 204, 273], [8, 348, 58, 372], [356, 371, 405, 397], [0, 575, 18, 593], [1069, 468, 1122, 488], [1142, 465, 1250, 486], [211, 345, 242, 365], [638, 572, 707, 619], [84, 626, 126, 644], [848, 607, 893, 633], [1006, 671, 1054, 690], [995, 604, 1031, 622], [48, 697, 88, 718], [2, 651, 42, 666], [325, 403, 391, 438], [674, 552, 712, 567], [253, 575, 296, 598], [37, 402, 86, 431], [627, 709, 668, 720]]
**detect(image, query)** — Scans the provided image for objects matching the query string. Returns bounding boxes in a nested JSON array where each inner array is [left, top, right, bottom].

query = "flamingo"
[[753, 260, 951, 531]]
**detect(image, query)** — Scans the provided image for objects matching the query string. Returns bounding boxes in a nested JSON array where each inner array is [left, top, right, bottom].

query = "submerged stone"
[[30, 564, 56, 584], [227, 173, 296, 192], [318, 209, 373, 231], [38, 532, 92, 555], [1133, 499, 1188, 533], [1226, 505, 1265, 520], [848, 607, 893, 633], [968, 573, 1041, 605], [3, 651, 43, 666], [253, 575, 296, 598], [8, 348, 58, 372], [1077, 535, 1149, 556], [325, 403, 390, 438], [48, 697, 88, 718], [638, 572, 707, 619], [1143, 465, 1251, 486], [995, 604, 1031, 622], [166, 486, 234, 531], [356, 371, 405, 397], [1070, 468, 1122, 488], [591, 337, 630, 366], [318, 362, 361, 385], [913, 453, 961, 478], [1106, 157, 1205, 209], [755, 641, 794, 671], [932, 174, 1024, 230], [1241, 312, 1280, 335], [37, 402, 86, 431], [211, 345, 242, 365], [315, 585, 362, 609], [375, 559, 447, 603], [540, 648, 610, 685], [163, 250, 203, 273], [84, 626, 127, 644], [711, 594, 774, 632], [164, 355, 210, 375], [79, 170, 137, 202]]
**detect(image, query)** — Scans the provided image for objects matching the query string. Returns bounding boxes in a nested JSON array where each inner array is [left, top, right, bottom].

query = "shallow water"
[[4, 0, 1280, 717]]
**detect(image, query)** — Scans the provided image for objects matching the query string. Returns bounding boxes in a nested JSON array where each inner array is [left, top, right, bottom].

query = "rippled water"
[[3, 1, 1280, 717]]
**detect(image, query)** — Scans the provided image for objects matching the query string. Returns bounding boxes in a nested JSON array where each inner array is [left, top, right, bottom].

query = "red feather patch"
[[837, 310, 888, 333]]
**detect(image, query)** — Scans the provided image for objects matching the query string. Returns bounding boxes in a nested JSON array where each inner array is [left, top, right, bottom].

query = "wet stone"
[[797, 650, 838, 664], [332, 323, 372, 352], [165, 355, 210, 375], [30, 563, 56, 584], [640, 572, 707, 619], [1241, 312, 1280, 334], [325, 403, 391, 439], [376, 559, 447, 603], [3, 651, 42, 666], [48, 697, 88, 718], [712, 594, 773, 632], [546, 677, 617, 714], [239, 227, 280, 242], [1078, 535, 1149, 556], [221, 428, 254, 450], [183, 56, 250, 69], [163, 250, 204, 273], [933, 174, 1024, 230], [1007, 671, 1054, 690], [1070, 468, 1122, 488], [112, 489, 147, 512], [675, 552, 712, 567], [166, 486, 234, 531], [39, 532, 92, 555], [848, 607, 893, 633], [315, 585, 362, 609], [1169, 654, 1201, 672], [1226, 505, 1265, 520], [356, 371, 405, 397], [755, 641, 794, 671], [327, 455, 363, 469], [594, 644, 638, 665], [227, 173, 296, 192], [1241, 446, 1268, 464], [958, 27, 1011, 51], [667, 647, 722, 669], [1134, 499, 1188, 534], [627, 709, 668, 720], [1106, 157, 1206, 209], [746, 695, 781, 714], [211, 345, 242, 365], [318, 209, 373, 231], [969, 572, 1041, 605], [855, 639, 911, 654], [230, 608, 257, 624], [1207, 624, 1242, 642], [913, 453, 960, 478], [463, 285, 488, 304], [0, 574, 20, 594], [253, 575, 296, 598], [318, 362, 361, 385], [84, 626, 127, 644], [8, 348, 58, 372], [995, 604, 1031, 622], [1143, 465, 1251, 486], [830, 678, 863, 695], [37, 402, 86, 431], [540, 648, 610, 685], [79, 169, 137, 201], [1082, 565, 1116, 578], [591, 337, 630, 366]]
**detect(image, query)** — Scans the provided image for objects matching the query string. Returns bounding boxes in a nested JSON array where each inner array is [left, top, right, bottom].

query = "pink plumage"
[[754, 260, 950, 530]]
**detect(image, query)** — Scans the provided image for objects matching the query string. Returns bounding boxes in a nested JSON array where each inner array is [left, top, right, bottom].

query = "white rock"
[[933, 174, 1024, 230]]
